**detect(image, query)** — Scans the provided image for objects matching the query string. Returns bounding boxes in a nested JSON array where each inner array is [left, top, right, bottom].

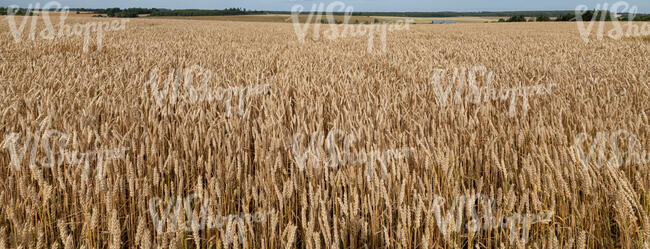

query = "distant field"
[[382, 16, 504, 23], [144, 14, 503, 23]]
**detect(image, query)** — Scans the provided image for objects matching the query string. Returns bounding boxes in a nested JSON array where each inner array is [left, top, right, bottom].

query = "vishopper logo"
[[148, 194, 273, 246], [571, 129, 648, 169], [145, 65, 270, 117], [576, 1, 650, 43], [6, 1, 129, 52], [432, 193, 553, 245], [290, 129, 414, 180], [2, 129, 128, 171], [430, 65, 556, 117], [290, 1, 413, 53]]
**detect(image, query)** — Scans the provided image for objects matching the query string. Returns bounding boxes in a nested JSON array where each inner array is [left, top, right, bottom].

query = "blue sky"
[[1, 0, 649, 12]]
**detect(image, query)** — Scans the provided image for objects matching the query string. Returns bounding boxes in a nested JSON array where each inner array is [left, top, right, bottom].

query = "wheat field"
[[0, 14, 649, 249]]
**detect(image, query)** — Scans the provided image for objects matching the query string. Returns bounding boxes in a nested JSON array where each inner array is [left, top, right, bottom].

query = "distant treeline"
[[498, 10, 650, 22], [629, 14, 650, 21], [0, 7, 37, 15], [93, 8, 158, 17], [497, 10, 614, 22], [553, 10, 650, 21], [151, 8, 265, 16], [69, 7, 265, 17]]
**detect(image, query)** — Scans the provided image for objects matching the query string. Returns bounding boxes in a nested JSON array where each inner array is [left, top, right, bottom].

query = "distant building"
[[431, 20, 457, 24]]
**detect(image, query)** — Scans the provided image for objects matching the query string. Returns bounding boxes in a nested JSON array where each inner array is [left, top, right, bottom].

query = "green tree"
[[634, 14, 650, 21], [556, 13, 575, 21], [506, 15, 526, 22]]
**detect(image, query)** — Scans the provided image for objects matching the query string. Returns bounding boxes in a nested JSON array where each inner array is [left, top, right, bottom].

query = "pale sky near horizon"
[[1, 0, 648, 13]]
